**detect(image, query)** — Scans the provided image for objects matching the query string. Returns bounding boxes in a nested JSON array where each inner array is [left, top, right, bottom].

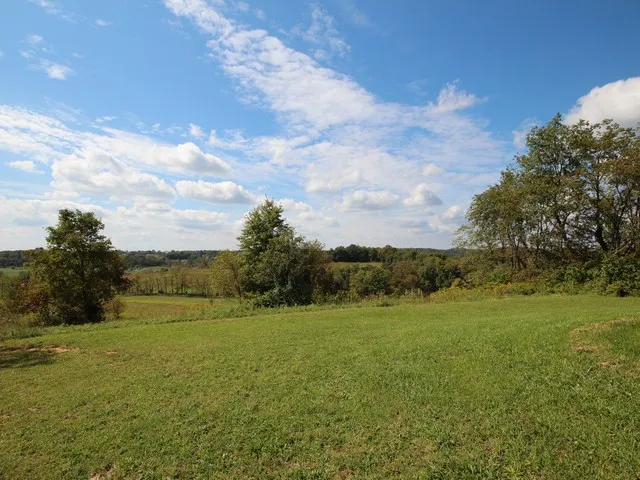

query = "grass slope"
[[1, 296, 640, 479]]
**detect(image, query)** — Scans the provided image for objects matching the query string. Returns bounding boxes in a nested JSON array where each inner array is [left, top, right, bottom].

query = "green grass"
[[0, 267, 23, 277], [2, 295, 640, 478], [119, 295, 234, 321]]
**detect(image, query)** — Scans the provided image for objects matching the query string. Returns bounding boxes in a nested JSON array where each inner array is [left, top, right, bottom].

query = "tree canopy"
[[29, 209, 126, 324]]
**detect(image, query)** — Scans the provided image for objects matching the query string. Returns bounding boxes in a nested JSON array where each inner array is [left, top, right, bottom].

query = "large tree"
[[29, 209, 126, 325], [237, 199, 331, 306], [459, 115, 640, 271]]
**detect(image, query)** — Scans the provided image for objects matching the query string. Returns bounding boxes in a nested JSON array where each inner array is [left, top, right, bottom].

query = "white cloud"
[[512, 118, 537, 149], [427, 82, 484, 114], [422, 163, 444, 177], [566, 77, 640, 127], [339, 190, 399, 211], [28, 0, 75, 22], [7, 160, 45, 174], [44, 62, 73, 80], [51, 149, 176, 200], [189, 123, 205, 138], [26, 34, 44, 45], [95, 116, 117, 123], [293, 4, 350, 61], [95, 19, 111, 27], [403, 184, 443, 208], [176, 180, 256, 204], [339, 0, 375, 29]]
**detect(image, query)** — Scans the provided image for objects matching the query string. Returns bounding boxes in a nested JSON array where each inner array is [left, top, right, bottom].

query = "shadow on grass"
[[0, 347, 55, 369]]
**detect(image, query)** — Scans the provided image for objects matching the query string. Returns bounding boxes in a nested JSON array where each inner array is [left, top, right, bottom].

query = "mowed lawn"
[[1, 296, 640, 479]]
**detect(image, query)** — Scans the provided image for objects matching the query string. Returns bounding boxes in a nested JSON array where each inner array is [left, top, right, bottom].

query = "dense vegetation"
[[459, 115, 640, 295]]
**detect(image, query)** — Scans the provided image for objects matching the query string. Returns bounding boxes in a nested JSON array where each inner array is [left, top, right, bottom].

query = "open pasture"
[[1, 295, 640, 479]]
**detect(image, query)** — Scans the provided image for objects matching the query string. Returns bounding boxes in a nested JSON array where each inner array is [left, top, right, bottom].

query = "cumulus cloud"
[[95, 19, 111, 27], [339, 190, 400, 211], [566, 77, 640, 127], [7, 160, 45, 174], [403, 184, 443, 208], [176, 180, 256, 204], [51, 150, 176, 200]]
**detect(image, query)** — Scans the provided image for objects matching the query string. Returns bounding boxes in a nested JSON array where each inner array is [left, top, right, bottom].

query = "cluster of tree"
[[329, 245, 464, 263], [211, 200, 331, 307], [458, 115, 640, 295], [209, 200, 465, 305], [124, 267, 211, 296], [0, 210, 127, 325], [331, 257, 462, 298], [122, 250, 219, 269], [0, 251, 26, 268]]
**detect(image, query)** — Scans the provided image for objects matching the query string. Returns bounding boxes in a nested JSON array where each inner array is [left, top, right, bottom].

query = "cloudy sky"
[[1, 0, 639, 250]]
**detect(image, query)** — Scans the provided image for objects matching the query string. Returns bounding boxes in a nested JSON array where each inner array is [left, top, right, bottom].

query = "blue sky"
[[1, 0, 639, 250]]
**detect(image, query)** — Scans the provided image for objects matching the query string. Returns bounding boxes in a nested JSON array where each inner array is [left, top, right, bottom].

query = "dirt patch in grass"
[[0, 345, 78, 355], [570, 317, 640, 376]]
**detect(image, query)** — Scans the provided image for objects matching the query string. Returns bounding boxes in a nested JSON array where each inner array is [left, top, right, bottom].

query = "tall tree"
[[29, 209, 126, 325], [459, 115, 640, 273], [238, 199, 330, 306]]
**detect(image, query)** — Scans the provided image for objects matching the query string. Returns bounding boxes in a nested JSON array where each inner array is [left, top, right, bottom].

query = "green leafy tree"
[[29, 209, 126, 325], [210, 251, 244, 299], [238, 199, 331, 306]]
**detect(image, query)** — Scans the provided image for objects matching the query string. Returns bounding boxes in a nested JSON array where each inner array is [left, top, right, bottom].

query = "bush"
[[104, 298, 126, 320], [597, 254, 640, 297]]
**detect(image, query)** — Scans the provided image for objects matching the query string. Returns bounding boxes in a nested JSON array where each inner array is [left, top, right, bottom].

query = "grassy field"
[[0, 267, 23, 277], [1, 295, 640, 478], [119, 295, 235, 321]]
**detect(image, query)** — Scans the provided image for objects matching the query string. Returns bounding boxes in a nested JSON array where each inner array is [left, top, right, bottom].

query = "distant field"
[[2, 296, 640, 478], [119, 295, 237, 321], [0, 267, 23, 277]]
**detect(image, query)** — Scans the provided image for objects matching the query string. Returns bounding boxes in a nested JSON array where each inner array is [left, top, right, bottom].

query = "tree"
[[238, 199, 331, 306], [29, 209, 126, 325], [458, 115, 640, 275], [210, 251, 243, 299]]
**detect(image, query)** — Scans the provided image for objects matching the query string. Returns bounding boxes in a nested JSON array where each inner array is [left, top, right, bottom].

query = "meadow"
[[1, 295, 640, 479]]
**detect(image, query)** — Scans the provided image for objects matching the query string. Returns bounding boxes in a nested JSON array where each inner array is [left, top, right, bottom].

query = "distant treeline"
[[121, 251, 220, 269], [329, 245, 465, 263], [0, 246, 463, 269], [0, 251, 26, 268]]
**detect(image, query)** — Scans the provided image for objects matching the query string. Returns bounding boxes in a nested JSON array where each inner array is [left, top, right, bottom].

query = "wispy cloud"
[[339, 0, 375, 29], [95, 19, 112, 27], [7, 160, 45, 174], [21, 35, 75, 81], [28, 0, 76, 22], [292, 4, 350, 61]]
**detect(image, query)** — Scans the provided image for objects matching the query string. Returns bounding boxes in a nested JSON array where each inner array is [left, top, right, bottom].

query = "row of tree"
[[458, 115, 640, 294]]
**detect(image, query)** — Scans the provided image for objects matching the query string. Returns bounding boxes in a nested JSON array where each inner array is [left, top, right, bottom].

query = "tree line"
[[458, 115, 640, 295]]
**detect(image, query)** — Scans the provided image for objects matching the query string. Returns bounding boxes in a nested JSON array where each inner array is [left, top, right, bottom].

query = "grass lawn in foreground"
[[1, 295, 640, 478]]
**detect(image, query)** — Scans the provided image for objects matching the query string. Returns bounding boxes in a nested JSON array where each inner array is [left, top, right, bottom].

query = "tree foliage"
[[28, 209, 126, 325], [210, 251, 243, 299], [238, 199, 331, 306], [459, 115, 640, 272]]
